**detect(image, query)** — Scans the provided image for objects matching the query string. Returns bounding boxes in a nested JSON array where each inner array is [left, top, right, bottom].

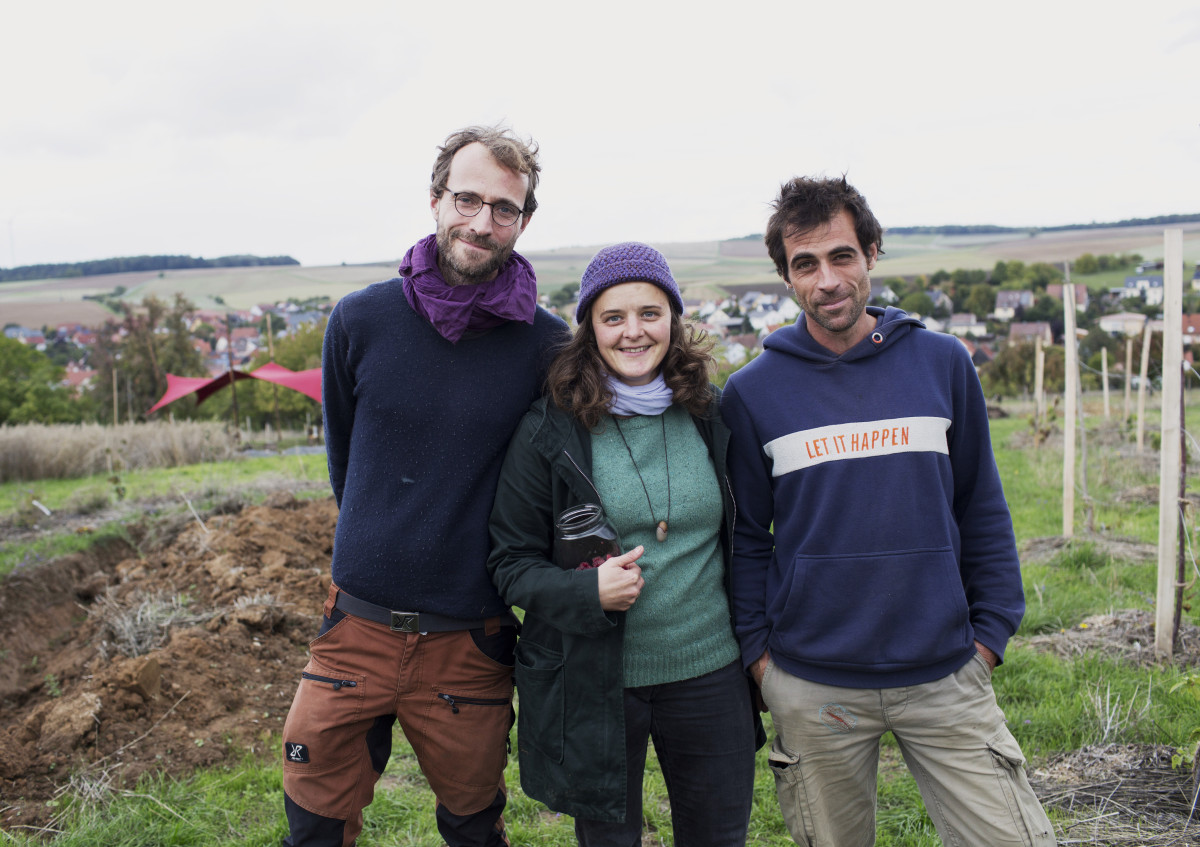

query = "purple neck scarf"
[[399, 234, 537, 344]]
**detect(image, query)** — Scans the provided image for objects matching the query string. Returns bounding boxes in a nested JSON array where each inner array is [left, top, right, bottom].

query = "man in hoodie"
[[721, 176, 1054, 846]]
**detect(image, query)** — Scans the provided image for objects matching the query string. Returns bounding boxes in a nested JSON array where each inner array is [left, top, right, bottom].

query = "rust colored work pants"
[[281, 587, 515, 847]]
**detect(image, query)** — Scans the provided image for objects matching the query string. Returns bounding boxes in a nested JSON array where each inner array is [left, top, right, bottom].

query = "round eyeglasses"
[[445, 190, 524, 227]]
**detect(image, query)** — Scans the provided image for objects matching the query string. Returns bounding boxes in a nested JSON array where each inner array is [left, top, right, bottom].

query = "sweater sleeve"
[[487, 415, 617, 637], [321, 304, 354, 507], [720, 378, 775, 670], [949, 345, 1025, 661]]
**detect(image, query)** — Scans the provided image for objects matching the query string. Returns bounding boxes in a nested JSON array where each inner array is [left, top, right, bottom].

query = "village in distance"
[[2, 218, 1200, 429]]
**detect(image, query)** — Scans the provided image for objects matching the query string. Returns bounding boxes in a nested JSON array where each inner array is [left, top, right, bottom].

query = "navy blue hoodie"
[[721, 307, 1024, 689]]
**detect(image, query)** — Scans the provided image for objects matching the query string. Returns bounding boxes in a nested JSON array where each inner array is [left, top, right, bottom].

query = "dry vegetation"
[[1020, 609, 1200, 667], [0, 421, 237, 483], [1015, 611, 1200, 844], [1036, 745, 1198, 845]]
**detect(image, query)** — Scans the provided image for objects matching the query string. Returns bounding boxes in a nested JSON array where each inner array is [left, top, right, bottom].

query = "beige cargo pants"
[[761, 652, 1055, 847]]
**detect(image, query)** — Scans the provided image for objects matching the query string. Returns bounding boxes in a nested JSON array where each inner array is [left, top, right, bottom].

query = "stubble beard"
[[435, 227, 516, 287], [798, 275, 871, 336]]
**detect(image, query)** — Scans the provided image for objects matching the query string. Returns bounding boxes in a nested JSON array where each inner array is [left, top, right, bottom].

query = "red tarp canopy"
[[248, 362, 323, 403], [147, 364, 322, 414]]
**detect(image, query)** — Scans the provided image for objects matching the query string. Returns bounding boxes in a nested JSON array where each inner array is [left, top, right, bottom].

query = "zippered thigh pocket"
[[415, 685, 514, 811], [297, 664, 366, 722], [302, 672, 360, 691], [436, 692, 510, 714]]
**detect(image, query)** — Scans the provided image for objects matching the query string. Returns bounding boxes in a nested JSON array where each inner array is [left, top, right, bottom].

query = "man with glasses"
[[282, 125, 568, 847]]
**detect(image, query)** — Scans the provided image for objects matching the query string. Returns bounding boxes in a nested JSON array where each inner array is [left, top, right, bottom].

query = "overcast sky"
[[2, 0, 1197, 270]]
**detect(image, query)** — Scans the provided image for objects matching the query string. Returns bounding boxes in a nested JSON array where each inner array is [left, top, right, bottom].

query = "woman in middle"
[[488, 242, 761, 846]]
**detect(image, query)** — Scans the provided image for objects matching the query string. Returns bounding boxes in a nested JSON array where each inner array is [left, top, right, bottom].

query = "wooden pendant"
[[656, 521, 668, 543]]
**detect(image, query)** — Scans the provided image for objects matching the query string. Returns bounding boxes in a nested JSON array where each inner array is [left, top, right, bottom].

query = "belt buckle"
[[390, 611, 419, 633]]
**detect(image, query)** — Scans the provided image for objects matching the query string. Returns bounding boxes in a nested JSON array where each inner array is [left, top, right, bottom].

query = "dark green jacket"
[[487, 392, 759, 822]]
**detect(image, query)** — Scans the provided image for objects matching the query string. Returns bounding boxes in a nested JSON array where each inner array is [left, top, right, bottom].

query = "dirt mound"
[[0, 493, 337, 831]]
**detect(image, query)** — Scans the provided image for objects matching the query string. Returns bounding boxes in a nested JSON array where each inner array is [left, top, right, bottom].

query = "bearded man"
[[281, 125, 568, 847], [722, 175, 1055, 847]]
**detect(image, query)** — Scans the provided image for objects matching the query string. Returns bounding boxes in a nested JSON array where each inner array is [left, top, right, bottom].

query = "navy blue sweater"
[[322, 277, 568, 618], [722, 307, 1024, 689]]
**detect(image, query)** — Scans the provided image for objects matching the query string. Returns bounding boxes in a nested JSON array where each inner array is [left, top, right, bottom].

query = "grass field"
[[1, 398, 1199, 844]]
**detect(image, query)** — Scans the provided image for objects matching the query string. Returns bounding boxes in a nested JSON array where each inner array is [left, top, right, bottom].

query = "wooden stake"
[[266, 312, 282, 443], [1077, 336, 1093, 532], [1177, 385, 1187, 650], [226, 313, 240, 438], [1062, 276, 1077, 538], [1156, 229, 1183, 659], [1124, 336, 1134, 421], [1137, 320, 1152, 453], [1101, 347, 1110, 419], [1034, 334, 1045, 429]]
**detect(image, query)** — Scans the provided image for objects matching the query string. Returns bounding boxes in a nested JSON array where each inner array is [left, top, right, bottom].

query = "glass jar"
[[554, 503, 622, 571]]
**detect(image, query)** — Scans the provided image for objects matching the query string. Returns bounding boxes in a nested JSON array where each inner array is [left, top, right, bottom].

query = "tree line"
[[887, 213, 1200, 237], [734, 213, 1200, 244], [0, 254, 299, 283]]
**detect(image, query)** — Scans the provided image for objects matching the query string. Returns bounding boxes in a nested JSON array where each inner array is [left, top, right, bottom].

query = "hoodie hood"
[[763, 306, 925, 364]]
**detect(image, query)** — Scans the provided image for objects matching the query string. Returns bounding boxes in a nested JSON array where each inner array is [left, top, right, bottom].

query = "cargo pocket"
[[280, 659, 369, 820], [767, 736, 814, 844], [513, 640, 565, 764], [987, 727, 1055, 846]]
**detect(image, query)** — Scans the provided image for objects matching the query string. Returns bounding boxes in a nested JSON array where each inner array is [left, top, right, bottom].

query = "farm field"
[[876, 222, 1200, 277], [4, 222, 1200, 328], [0, 401, 1198, 845]]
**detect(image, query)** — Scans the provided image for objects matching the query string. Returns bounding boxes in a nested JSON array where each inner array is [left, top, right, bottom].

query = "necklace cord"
[[613, 414, 671, 541]]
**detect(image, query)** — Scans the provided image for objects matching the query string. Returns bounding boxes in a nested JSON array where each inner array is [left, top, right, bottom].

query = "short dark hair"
[[546, 312, 715, 431], [764, 176, 884, 279], [430, 125, 541, 215]]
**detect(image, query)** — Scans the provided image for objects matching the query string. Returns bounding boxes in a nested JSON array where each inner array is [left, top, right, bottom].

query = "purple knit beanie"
[[575, 242, 684, 321]]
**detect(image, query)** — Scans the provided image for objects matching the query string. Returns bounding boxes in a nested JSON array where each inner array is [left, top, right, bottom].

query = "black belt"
[[334, 589, 516, 633]]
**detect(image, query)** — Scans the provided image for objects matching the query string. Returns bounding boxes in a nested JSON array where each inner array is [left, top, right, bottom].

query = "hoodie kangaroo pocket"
[[771, 546, 970, 670]]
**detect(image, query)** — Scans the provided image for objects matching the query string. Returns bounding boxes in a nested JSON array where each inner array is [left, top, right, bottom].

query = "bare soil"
[[0, 492, 337, 831]]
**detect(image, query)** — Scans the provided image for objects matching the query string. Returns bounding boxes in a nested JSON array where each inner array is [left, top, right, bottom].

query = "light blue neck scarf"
[[606, 373, 674, 416]]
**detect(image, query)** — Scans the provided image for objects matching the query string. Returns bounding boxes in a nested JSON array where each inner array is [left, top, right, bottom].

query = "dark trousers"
[[574, 660, 757, 847]]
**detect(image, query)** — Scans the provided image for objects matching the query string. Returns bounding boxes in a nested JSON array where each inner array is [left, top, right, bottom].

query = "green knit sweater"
[[591, 404, 741, 687]]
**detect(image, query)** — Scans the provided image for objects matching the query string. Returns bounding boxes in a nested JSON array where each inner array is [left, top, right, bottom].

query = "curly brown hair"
[[546, 310, 716, 431]]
